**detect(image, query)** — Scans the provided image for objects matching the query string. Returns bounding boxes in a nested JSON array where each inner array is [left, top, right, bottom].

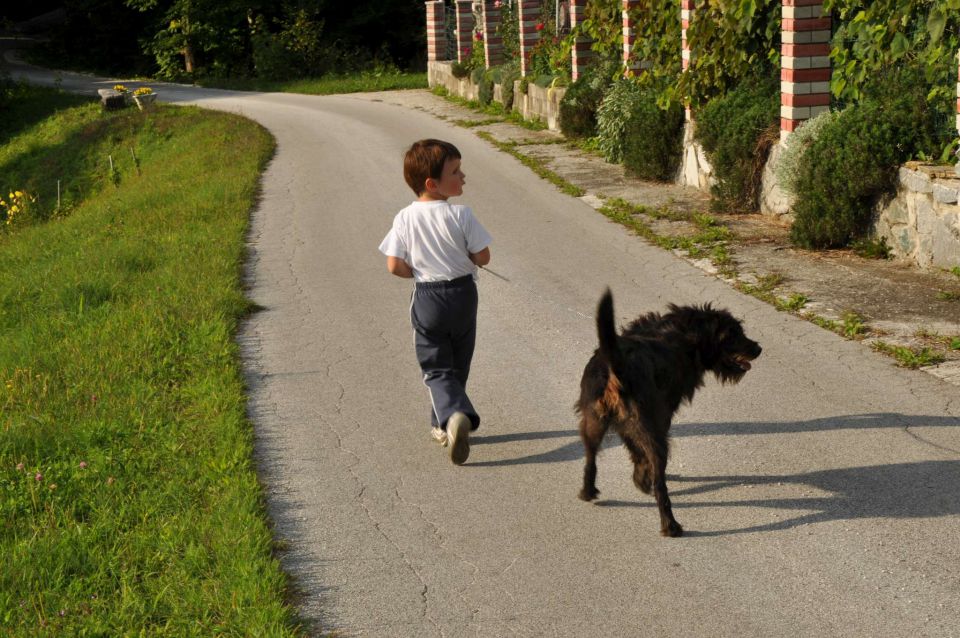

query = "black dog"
[[576, 289, 761, 537]]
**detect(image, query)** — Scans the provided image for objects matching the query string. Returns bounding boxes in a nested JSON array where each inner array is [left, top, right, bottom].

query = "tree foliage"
[[677, 0, 781, 108], [825, 0, 960, 104], [27, 0, 426, 79]]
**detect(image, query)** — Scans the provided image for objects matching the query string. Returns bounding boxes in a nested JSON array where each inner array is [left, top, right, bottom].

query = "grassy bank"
[[197, 71, 427, 95], [0, 86, 300, 635]]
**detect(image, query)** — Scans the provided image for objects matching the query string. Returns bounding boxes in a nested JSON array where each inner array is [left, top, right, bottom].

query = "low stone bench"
[[97, 88, 126, 110]]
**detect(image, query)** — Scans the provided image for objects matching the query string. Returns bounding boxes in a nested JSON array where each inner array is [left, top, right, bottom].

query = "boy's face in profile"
[[426, 157, 466, 200]]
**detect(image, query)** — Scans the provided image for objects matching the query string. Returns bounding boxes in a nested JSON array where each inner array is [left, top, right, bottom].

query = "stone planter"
[[133, 93, 157, 111]]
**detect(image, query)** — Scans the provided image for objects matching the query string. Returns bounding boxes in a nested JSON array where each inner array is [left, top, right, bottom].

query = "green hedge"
[[790, 68, 955, 248], [695, 76, 780, 211]]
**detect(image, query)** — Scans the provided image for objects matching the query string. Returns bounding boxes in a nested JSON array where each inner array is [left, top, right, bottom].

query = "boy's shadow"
[[470, 412, 960, 536]]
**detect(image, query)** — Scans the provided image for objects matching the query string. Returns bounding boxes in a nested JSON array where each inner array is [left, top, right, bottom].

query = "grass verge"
[[0, 86, 301, 635], [199, 72, 427, 94]]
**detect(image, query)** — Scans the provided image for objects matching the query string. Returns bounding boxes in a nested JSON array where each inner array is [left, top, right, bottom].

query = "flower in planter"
[[133, 87, 153, 96], [535, 22, 545, 31], [113, 84, 128, 93]]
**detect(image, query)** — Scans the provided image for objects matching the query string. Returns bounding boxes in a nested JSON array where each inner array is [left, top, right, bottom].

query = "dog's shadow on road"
[[472, 412, 960, 536]]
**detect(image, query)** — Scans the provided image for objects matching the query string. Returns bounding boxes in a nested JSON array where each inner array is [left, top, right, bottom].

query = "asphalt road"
[[7, 52, 960, 637]]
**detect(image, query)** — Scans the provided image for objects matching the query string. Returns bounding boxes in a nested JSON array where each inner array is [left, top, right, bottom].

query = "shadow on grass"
[[0, 82, 92, 146]]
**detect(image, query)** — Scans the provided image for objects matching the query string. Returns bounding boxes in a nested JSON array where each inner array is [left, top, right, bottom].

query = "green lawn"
[[0, 86, 302, 635], [197, 71, 427, 94]]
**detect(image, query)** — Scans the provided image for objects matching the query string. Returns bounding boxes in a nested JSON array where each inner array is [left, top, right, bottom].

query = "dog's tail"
[[596, 289, 627, 417], [596, 288, 621, 370]]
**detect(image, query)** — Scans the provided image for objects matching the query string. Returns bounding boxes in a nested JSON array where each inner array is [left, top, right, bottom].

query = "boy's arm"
[[386, 256, 414, 278], [469, 247, 490, 267]]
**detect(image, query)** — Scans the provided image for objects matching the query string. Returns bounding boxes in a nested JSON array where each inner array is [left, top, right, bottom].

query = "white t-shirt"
[[379, 200, 492, 282]]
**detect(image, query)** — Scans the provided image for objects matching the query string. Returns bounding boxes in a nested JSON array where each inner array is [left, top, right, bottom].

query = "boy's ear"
[[422, 177, 438, 195]]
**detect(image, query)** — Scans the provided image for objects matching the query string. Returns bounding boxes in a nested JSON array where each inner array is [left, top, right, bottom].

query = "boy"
[[379, 139, 492, 465]]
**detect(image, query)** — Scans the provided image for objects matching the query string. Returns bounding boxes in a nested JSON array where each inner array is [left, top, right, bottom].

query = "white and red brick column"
[[455, 1, 475, 63], [518, 0, 541, 77], [570, 0, 592, 80], [781, 0, 831, 137], [482, 0, 505, 68], [426, 1, 448, 62], [681, 0, 694, 119], [622, 0, 644, 77]]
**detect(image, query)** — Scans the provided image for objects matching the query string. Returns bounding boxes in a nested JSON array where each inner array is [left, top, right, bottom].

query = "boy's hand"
[[469, 247, 491, 267], [386, 256, 414, 278]]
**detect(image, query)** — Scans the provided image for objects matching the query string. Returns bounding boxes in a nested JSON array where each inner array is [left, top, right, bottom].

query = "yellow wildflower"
[[14, 191, 22, 198]]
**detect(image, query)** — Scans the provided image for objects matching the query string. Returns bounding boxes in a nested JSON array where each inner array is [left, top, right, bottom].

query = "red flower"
[[535, 22, 545, 31], [475, 31, 483, 41]]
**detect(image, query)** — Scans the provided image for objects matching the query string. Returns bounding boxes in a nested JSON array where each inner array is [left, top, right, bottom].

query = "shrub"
[[498, 61, 520, 110], [791, 67, 954, 248], [775, 109, 839, 197], [620, 88, 685, 182], [695, 76, 780, 211], [596, 76, 684, 179], [478, 72, 494, 107], [451, 62, 470, 79], [596, 79, 646, 163], [559, 59, 618, 138]]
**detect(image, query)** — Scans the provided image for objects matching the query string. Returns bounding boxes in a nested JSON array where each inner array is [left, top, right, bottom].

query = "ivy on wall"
[[626, 0, 683, 86], [825, 0, 960, 104], [677, 0, 781, 109]]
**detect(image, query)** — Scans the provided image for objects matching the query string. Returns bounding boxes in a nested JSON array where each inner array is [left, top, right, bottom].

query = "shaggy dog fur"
[[576, 289, 762, 537]]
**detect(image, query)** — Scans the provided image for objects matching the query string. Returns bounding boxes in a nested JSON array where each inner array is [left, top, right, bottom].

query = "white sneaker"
[[446, 412, 471, 465], [431, 426, 448, 447]]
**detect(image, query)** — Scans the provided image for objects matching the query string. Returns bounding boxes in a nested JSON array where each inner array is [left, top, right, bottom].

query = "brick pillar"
[[570, 0, 592, 80], [681, 0, 693, 119], [426, 1, 448, 62], [426, 0, 447, 62], [622, 0, 644, 77], [781, 0, 831, 138], [518, 0, 541, 77], [482, 0, 504, 68], [455, 0, 475, 63]]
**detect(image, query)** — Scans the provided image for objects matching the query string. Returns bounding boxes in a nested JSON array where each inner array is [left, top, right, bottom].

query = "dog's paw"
[[660, 521, 684, 538], [578, 487, 600, 502]]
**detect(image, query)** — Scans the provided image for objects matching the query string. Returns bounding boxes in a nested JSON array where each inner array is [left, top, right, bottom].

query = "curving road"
[[8, 51, 960, 637]]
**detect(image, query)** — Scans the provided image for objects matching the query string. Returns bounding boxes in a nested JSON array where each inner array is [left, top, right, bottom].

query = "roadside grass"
[[0, 87, 301, 635], [199, 71, 427, 94]]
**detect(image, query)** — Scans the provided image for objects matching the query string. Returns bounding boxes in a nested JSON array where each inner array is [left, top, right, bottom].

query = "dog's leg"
[[578, 413, 605, 501], [650, 441, 683, 537], [622, 437, 652, 495]]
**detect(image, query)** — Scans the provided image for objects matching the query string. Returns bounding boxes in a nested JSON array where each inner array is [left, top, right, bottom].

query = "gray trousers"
[[411, 275, 480, 430]]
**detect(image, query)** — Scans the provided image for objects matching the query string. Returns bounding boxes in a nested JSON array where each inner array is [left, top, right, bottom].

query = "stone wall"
[[427, 61, 565, 132], [512, 81, 565, 131], [677, 121, 714, 191], [873, 163, 960, 270]]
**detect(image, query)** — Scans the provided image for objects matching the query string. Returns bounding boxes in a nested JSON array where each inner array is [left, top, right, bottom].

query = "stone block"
[[929, 210, 960, 269], [933, 181, 960, 204], [97, 88, 126, 110], [899, 167, 933, 193], [884, 197, 910, 226]]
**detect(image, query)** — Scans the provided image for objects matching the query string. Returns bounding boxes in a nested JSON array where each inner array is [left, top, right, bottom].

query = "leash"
[[479, 265, 511, 282], [479, 265, 595, 322]]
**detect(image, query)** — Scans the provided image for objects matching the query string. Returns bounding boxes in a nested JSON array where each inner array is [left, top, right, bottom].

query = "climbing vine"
[[825, 0, 960, 103], [677, 0, 781, 108]]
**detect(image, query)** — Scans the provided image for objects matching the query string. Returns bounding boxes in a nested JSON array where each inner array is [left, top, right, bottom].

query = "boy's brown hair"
[[404, 139, 461, 196]]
